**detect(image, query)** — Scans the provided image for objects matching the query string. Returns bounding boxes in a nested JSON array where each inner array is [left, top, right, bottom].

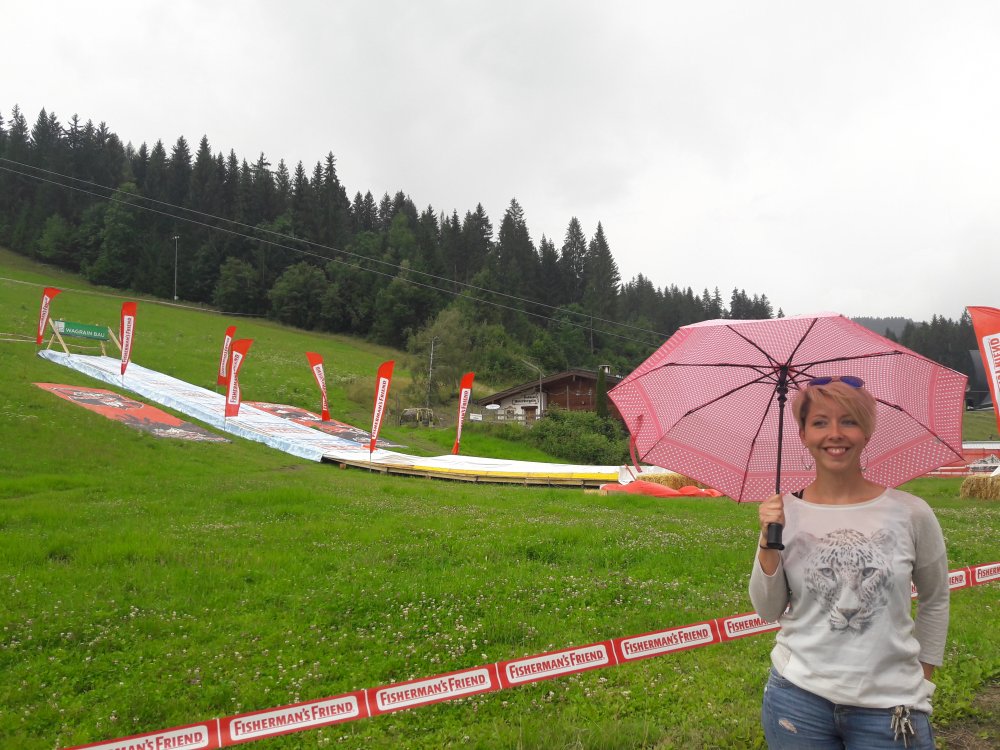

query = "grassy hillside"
[[0, 248, 561, 461], [1, 250, 998, 749]]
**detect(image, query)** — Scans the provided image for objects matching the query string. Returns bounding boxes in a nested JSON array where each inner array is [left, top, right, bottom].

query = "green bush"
[[526, 407, 629, 465]]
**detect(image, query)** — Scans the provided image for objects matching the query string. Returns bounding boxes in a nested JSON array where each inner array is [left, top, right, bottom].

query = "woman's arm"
[[912, 507, 949, 671], [749, 494, 789, 622]]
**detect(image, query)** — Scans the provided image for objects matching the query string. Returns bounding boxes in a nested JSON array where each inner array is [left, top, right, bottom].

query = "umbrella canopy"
[[609, 313, 967, 501]]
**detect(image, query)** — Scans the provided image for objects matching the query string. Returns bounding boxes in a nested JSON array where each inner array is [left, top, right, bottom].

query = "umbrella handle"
[[765, 522, 785, 550]]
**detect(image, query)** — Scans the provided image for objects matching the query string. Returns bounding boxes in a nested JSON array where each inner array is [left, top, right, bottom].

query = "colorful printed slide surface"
[[35, 383, 229, 442]]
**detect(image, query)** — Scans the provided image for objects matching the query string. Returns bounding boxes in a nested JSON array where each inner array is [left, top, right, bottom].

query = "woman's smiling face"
[[800, 393, 868, 474]]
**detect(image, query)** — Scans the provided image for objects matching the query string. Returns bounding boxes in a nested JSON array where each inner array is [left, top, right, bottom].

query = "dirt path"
[[935, 680, 1000, 749]]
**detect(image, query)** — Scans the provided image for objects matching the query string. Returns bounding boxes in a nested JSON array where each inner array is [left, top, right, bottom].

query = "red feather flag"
[[968, 306, 1000, 433], [225, 339, 254, 418], [306, 351, 331, 421], [369, 360, 395, 454], [217, 325, 237, 386], [36, 287, 62, 345], [119, 302, 137, 376], [452, 371, 476, 455]]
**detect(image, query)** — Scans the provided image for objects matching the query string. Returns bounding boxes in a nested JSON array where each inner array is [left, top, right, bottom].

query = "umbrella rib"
[[724, 325, 782, 369], [735, 384, 781, 501], [871, 397, 966, 461], [678, 371, 779, 418], [783, 351, 903, 387], [787, 317, 818, 359]]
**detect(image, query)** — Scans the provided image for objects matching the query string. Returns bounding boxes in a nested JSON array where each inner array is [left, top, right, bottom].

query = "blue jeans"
[[762, 669, 935, 749]]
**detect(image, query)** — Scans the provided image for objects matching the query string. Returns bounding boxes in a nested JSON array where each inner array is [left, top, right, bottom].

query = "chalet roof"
[[475, 368, 623, 405]]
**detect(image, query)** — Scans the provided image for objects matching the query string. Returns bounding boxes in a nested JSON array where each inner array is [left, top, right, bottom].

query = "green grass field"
[[1, 251, 998, 749], [964, 409, 999, 442]]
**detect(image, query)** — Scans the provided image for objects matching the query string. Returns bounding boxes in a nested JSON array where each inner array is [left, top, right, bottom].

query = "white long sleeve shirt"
[[749, 488, 949, 713]]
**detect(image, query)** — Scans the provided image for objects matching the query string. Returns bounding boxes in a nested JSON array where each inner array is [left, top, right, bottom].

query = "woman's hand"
[[756, 493, 785, 575], [758, 493, 785, 543]]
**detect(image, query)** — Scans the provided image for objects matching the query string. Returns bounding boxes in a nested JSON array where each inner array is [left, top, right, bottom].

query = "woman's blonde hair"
[[791, 380, 877, 439]]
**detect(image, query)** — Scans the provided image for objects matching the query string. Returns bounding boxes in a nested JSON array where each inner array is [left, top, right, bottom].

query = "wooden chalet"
[[475, 367, 623, 423]]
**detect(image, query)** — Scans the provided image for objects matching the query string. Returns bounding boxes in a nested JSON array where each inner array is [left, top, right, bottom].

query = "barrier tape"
[[68, 562, 1000, 750]]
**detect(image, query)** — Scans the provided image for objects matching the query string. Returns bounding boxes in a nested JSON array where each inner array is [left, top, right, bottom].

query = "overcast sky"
[[6, 1, 998, 323]]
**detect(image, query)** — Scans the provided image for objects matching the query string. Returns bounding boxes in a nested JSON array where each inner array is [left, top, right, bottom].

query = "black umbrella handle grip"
[[765, 522, 785, 550]]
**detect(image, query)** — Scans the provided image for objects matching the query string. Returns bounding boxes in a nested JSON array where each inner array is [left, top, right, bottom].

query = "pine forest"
[[0, 105, 979, 400]]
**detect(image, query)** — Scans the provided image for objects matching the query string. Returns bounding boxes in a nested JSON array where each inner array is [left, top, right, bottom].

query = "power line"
[[0, 157, 672, 348], [0, 274, 260, 316]]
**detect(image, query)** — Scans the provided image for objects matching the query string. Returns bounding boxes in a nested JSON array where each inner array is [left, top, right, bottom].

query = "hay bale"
[[637, 471, 707, 490], [960, 475, 1000, 500]]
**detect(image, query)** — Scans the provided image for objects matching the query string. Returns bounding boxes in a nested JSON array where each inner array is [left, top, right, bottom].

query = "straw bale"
[[637, 472, 707, 490], [959, 475, 1000, 501]]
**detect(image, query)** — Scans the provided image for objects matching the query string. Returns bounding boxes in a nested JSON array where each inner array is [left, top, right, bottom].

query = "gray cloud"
[[7, 0, 999, 321]]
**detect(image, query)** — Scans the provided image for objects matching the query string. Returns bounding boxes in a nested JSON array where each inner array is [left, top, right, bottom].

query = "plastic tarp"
[[600, 480, 724, 498], [37, 351, 624, 483]]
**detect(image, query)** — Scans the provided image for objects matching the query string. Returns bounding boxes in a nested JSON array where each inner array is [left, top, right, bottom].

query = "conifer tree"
[[167, 135, 192, 208], [189, 136, 221, 216], [377, 192, 393, 232], [494, 198, 539, 302], [415, 205, 444, 276], [92, 122, 127, 189], [274, 159, 291, 217], [558, 217, 587, 304], [291, 162, 313, 238], [249, 152, 275, 222], [459, 203, 493, 283], [319, 152, 351, 247], [582, 222, 620, 320], [28, 109, 66, 231], [144, 140, 168, 203], [620, 273, 660, 327], [538, 234, 561, 310], [131, 142, 150, 190], [439, 209, 463, 286]]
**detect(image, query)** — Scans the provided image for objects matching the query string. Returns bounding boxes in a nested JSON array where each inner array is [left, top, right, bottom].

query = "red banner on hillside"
[[217, 325, 237, 386], [36, 287, 62, 344], [67, 720, 220, 750], [369, 360, 394, 454], [968, 306, 1000, 432], [221, 691, 368, 745], [120, 302, 137, 376], [225, 339, 254, 418], [452, 371, 475, 455], [305, 352, 330, 421]]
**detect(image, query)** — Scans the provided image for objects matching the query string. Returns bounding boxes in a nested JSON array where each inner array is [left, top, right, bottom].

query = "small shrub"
[[524, 408, 629, 465]]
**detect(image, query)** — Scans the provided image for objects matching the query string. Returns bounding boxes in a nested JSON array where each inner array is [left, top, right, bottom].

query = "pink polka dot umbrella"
[[609, 313, 967, 547]]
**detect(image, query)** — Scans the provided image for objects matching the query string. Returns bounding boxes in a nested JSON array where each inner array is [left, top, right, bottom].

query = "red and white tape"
[[68, 562, 999, 750]]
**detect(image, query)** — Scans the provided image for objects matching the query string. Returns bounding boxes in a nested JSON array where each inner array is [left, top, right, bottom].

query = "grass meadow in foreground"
[[1, 254, 998, 749], [1, 378, 998, 749]]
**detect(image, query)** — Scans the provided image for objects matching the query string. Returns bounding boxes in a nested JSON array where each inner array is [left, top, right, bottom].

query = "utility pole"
[[520, 359, 544, 418], [171, 235, 180, 300], [426, 337, 439, 409]]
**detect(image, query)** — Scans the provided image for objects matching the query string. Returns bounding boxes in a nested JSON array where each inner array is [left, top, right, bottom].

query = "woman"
[[750, 376, 949, 749]]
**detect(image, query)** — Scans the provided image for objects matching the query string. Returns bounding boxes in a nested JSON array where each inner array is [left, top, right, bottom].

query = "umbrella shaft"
[[774, 367, 789, 494]]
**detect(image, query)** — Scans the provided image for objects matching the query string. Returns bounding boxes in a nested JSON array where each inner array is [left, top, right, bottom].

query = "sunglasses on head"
[[807, 375, 865, 388]]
